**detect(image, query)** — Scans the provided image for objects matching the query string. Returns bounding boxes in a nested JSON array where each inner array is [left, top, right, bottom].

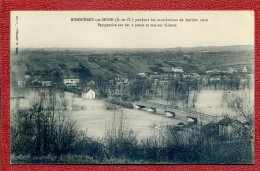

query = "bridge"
[[133, 101, 222, 124]]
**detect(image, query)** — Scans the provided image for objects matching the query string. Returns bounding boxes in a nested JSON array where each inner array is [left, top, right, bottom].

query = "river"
[[11, 87, 253, 139]]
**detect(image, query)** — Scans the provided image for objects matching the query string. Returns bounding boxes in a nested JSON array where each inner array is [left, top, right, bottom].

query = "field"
[[11, 45, 254, 84]]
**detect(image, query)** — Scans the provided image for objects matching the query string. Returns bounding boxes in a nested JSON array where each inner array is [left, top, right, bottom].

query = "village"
[[13, 62, 254, 125], [10, 47, 254, 164], [17, 66, 254, 102]]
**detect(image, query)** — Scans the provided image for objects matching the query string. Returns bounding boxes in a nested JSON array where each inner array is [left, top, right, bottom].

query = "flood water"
[[71, 99, 180, 139], [11, 88, 253, 139], [11, 89, 180, 139], [194, 89, 233, 117]]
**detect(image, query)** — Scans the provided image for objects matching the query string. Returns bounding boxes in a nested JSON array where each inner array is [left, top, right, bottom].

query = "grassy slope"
[[11, 45, 254, 82]]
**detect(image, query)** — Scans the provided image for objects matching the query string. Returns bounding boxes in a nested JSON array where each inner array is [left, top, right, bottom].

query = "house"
[[206, 69, 221, 74], [18, 81, 25, 87], [149, 74, 163, 80], [82, 89, 95, 100], [137, 72, 148, 77], [31, 80, 42, 87], [218, 117, 248, 140], [242, 66, 248, 73], [123, 78, 129, 84], [87, 80, 95, 86], [172, 67, 184, 73], [228, 67, 238, 73], [25, 75, 31, 80], [149, 89, 158, 94], [42, 81, 52, 87], [190, 73, 200, 78], [202, 77, 209, 83], [202, 117, 250, 140], [210, 76, 221, 81], [64, 79, 79, 86]]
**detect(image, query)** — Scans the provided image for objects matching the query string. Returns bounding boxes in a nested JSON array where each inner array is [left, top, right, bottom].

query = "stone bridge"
[[133, 101, 221, 124]]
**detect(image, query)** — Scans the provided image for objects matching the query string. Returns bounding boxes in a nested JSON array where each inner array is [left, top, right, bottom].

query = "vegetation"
[[104, 99, 134, 109], [11, 93, 253, 164], [11, 91, 78, 157]]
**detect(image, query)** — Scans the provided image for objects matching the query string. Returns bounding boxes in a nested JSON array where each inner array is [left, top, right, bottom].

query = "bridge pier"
[[134, 101, 219, 124], [133, 104, 146, 110], [147, 107, 156, 113]]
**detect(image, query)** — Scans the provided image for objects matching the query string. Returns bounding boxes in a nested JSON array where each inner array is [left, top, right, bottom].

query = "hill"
[[11, 45, 254, 84]]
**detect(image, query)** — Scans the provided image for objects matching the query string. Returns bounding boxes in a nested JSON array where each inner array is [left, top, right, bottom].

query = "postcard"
[[10, 11, 254, 164]]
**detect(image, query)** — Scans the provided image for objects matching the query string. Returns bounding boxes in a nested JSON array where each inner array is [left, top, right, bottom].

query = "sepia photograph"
[[10, 11, 254, 164]]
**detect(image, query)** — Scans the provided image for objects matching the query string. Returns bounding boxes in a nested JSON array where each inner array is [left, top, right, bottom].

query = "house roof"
[[217, 117, 244, 127], [83, 89, 95, 94], [218, 117, 233, 126]]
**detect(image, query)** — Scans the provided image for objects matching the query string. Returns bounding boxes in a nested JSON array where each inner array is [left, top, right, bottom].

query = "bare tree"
[[11, 90, 80, 157], [227, 90, 254, 129]]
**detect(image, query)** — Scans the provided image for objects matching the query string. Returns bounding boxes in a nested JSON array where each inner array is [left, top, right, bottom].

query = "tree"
[[11, 90, 79, 157], [227, 90, 254, 130]]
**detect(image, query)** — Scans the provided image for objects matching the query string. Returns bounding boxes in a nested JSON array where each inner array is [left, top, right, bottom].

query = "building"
[[63, 79, 79, 86], [18, 81, 25, 87], [210, 76, 221, 81], [137, 72, 148, 77], [218, 118, 248, 140], [42, 81, 52, 87], [228, 67, 238, 73], [172, 67, 184, 73], [242, 66, 248, 73], [25, 75, 31, 80], [202, 117, 250, 140], [31, 80, 42, 87], [206, 69, 221, 74], [87, 80, 95, 86], [82, 89, 95, 100]]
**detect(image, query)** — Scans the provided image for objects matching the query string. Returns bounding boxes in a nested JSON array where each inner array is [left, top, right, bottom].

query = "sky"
[[11, 11, 254, 49]]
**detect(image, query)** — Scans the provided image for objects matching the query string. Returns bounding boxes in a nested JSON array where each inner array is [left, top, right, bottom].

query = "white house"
[[42, 81, 52, 87], [228, 67, 238, 73], [25, 75, 31, 80], [172, 67, 184, 73], [206, 69, 221, 74], [82, 89, 95, 100], [18, 81, 25, 87], [210, 76, 221, 81], [242, 66, 248, 73], [63, 79, 79, 86], [137, 72, 147, 77]]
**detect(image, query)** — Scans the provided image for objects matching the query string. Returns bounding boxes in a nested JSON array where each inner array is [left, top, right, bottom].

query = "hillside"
[[11, 45, 254, 83]]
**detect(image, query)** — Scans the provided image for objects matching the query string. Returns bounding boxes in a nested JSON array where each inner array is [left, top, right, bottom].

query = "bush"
[[103, 109, 138, 160], [105, 99, 134, 109], [11, 90, 254, 164], [11, 91, 80, 157]]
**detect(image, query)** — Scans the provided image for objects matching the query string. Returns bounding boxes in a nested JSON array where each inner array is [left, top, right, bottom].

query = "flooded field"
[[71, 99, 180, 139], [11, 88, 253, 139], [194, 89, 253, 117], [194, 89, 233, 117], [11, 89, 181, 139], [148, 88, 253, 118]]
